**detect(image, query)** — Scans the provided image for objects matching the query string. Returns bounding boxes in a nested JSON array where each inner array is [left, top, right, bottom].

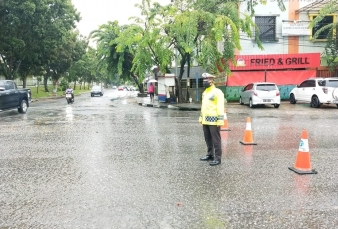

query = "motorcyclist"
[[65, 86, 74, 101]]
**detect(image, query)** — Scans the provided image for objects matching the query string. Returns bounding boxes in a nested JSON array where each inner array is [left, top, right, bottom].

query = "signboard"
[[282, 21, 311, 36], [227, 53, 320, 71]]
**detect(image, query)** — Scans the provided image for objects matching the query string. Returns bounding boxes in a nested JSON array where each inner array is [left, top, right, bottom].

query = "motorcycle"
[[65, 93, 74, 104]]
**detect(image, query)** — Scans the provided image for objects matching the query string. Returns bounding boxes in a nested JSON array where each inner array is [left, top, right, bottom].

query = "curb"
[[226, 100, 291, 105], [139, 102, 175, 109], [137, 102, 200, 111], [31, 96, 64, 102], [174, 106, 200, 111], [31, 92, 90, 103]]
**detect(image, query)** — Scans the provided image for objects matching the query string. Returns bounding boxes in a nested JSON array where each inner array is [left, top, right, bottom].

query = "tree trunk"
[[73, 81, 76, 90], [131, 74, 144, 93], [22, 77, 27, 88], [178, 54, 187, 103], [138, 84, 144, 93], [186, 54, 191, 102], [44, 75, 49, 92], [53, 80, 58, 95], [175, 77, 181, 104]]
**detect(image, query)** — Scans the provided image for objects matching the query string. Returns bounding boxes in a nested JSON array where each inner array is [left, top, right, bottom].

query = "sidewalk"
[[136, 95, 291, 111], [136, 95, 202, 111]]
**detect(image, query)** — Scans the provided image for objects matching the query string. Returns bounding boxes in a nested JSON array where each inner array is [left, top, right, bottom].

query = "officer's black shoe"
[[200, 155, 214, 161], [209, 160, 221, 166]]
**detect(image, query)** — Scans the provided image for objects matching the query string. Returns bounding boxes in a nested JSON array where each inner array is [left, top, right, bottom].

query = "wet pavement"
[[1, 89, 338, 228]]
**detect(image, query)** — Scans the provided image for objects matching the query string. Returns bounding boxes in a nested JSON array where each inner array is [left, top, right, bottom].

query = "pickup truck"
[[0, 80, 31, 114]]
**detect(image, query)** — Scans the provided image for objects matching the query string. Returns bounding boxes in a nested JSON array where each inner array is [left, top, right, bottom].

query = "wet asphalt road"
[[1, 89, 338, 229]]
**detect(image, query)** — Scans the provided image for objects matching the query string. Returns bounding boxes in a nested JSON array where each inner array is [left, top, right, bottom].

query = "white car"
[[239, 82, 281, 108], [289, 77, 338, 108]]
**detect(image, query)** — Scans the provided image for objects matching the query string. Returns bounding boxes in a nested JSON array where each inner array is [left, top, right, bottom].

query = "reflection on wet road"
[[1, 90, 338, 228]]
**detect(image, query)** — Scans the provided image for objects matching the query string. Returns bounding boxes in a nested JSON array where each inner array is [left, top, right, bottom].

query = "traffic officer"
[[199, 73, 225, 166]]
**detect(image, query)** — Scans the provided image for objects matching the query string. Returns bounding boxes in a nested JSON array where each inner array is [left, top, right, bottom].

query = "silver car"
[[91, 85, 103, 97], [239, 82, 281, 108]]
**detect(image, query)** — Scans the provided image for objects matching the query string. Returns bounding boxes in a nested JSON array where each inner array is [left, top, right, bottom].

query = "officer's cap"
[[202, 73, 216, 79]]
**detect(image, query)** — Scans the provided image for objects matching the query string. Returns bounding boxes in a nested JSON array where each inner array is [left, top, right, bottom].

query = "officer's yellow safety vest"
[[199, 85, 224, 126]]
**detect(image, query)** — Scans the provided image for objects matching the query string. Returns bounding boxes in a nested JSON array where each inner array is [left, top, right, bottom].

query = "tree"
[[129, 0, 255, 102], [0, 0, 80, 87], [91, 21, 147, 92], [130, 0, 287, 102], [43, 31, 87, 92], [67, 37, 90, 89], [77, 47, 98, 89], [322, 30, 338, 71], [310, 0, 338, 71]]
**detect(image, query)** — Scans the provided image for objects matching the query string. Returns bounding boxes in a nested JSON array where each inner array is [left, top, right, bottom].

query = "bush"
[[59, 79, 69, 91]]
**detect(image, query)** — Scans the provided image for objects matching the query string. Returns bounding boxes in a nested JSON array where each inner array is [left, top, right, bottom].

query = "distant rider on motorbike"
[[65, 86, 74, 101]]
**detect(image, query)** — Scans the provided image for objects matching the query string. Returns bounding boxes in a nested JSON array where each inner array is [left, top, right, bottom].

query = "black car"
[[91, 86, 103, 97], [0, 80, 31, 113]]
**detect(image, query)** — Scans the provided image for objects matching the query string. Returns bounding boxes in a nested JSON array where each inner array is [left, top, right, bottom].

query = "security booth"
[[158, 74, 176, 103]]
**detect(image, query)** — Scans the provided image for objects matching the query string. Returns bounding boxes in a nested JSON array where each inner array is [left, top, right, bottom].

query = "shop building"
[[215, 0, 338, 101], [168, 0, 337, 102]]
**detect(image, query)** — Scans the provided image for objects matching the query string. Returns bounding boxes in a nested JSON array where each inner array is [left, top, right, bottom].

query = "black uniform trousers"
[[203, 125, 222, 161]]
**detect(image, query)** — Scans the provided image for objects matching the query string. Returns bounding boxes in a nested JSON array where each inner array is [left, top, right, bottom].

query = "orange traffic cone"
[[289, 129, 317, 175], [239, 117, 257, 145], [220, 109, 231, 131]]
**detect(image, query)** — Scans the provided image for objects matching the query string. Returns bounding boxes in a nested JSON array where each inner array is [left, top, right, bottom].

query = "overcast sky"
[[71, 0, 171, 37]]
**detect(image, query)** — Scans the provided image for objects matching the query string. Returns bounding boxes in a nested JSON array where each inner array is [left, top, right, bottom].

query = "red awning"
[[227, 70, 316, 86]]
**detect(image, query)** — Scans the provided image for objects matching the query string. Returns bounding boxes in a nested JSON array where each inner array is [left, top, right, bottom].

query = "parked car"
[[0, 80, 31, 113], [91, 85, 103, 97], [118, 86, 124, 91], [289, 77, 338, 108], [239, 82, 281, 108], [112, 86, 117, 89]]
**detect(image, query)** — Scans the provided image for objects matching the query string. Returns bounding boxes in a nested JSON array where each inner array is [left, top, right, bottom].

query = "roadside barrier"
[[240, 117, 257, 145], [289, 129, 317, 175]]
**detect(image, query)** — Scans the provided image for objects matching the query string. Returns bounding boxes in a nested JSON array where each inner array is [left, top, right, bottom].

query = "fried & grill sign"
[[250, 57, 310, 66]]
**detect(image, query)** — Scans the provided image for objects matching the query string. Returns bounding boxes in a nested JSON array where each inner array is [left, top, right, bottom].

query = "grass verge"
[[29, 85, 90, 99]]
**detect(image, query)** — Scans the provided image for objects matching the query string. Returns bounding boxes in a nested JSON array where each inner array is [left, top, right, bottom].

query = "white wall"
[[237, 1, 326, 55], [0, 76, 54, 87]]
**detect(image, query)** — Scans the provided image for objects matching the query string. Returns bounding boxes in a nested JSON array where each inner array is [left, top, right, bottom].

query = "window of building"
[[181, 78, 204, 88], [255, 16, 277, 42], [180, 79, 187, 88], [309, 14, 337, 41], [189, 78, 204, 88]]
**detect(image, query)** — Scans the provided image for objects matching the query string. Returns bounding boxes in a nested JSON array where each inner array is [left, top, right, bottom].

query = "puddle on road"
[[232, 112, 250, 116], [256, 116, 278, 119], [65, 106, 74, 121], [34, 119, 55, 125]]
